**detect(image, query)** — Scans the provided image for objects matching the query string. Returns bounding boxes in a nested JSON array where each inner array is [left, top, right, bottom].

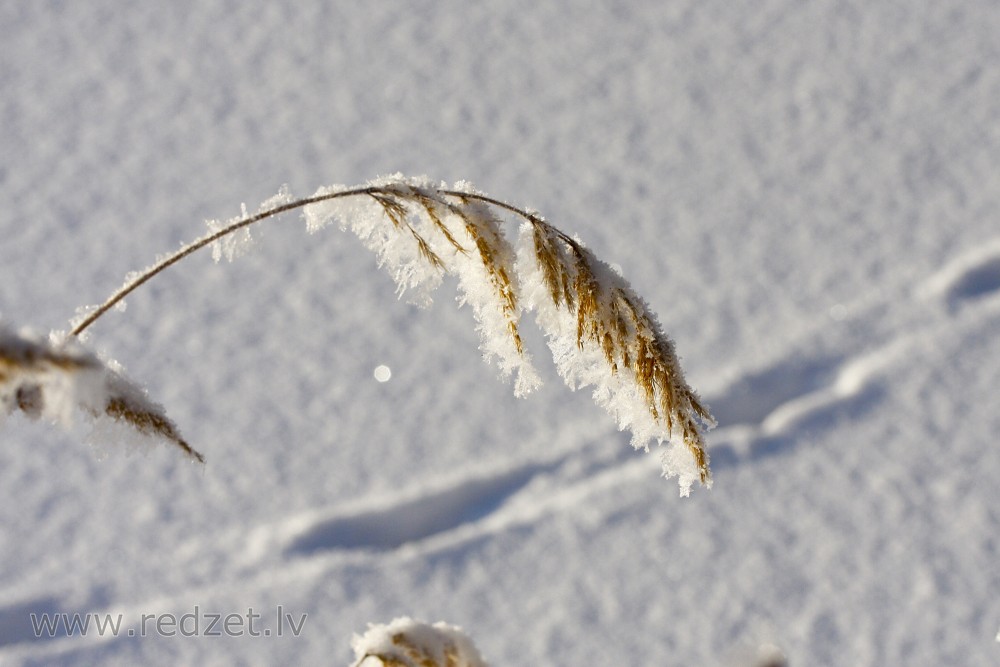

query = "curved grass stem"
[[65, 177, 712, 491], [70, 186, 550, 337]]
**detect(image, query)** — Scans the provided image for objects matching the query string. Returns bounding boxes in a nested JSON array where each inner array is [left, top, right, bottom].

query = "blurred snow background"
[[1, 1, 999, 664]]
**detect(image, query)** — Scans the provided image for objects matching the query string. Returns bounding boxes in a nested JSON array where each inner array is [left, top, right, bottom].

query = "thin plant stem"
[[70, 187, 558, 336], [71, 186, 370, 335]]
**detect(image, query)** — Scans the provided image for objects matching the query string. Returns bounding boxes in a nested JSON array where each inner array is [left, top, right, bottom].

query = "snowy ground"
[[2, 1, 999, 665]]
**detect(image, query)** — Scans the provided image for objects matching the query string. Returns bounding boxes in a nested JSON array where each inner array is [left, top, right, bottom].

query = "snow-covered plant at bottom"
[[351, 617, 487, 667], [16, 174, 713, 493], [0, 325, 202, 462], [752, 643, 788, 667]]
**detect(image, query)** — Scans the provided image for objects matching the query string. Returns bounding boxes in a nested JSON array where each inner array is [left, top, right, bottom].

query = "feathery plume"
[[0, 325, 203, 462], [351, 617, 488, 667], [60, 174, 710, 492]]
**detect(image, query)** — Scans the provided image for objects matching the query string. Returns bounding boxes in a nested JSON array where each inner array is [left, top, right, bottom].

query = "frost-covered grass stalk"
[[349, 617, 786, 667], [5, 175, 713, 494], [351, 617, 487, 667], [0, 325, 202, 461]]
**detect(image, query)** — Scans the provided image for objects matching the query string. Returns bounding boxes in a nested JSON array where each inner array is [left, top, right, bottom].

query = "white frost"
[[1, 323, 195, 460], [351, 617, 488, 667]]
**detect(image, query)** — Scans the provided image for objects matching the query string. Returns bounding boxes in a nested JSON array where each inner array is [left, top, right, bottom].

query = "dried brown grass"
[[65, 176, 711, 486], [355, 631, 468, 667], [1, 329, 203, 462], [351, 618, 487, 667]]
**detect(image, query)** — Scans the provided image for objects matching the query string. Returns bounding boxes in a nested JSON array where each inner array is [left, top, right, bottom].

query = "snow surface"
[[2, 1, 999, 665]]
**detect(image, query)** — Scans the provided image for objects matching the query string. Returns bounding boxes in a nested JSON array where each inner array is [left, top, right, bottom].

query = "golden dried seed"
[[105, 396, 205, 463]]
